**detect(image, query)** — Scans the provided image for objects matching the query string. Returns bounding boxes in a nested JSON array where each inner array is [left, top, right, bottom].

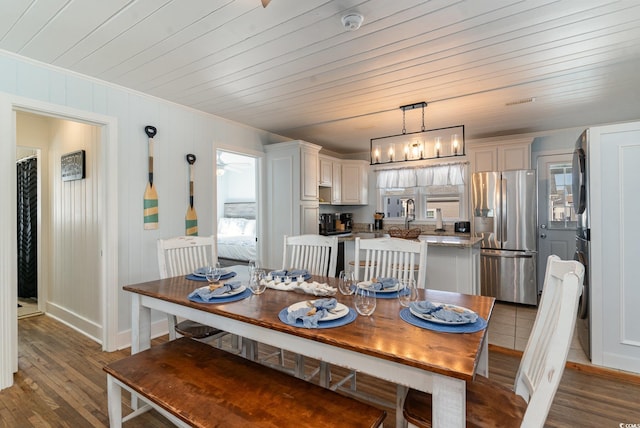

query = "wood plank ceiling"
[[2, 0, 640, 153]]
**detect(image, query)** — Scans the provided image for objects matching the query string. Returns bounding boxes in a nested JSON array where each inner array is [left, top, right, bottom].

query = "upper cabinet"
[[318, 155, 333, 187], [317, 155, 368, 205], [301, 145, 319, 201], [340, 160, 368, 205], [467, 138, 532, 172]]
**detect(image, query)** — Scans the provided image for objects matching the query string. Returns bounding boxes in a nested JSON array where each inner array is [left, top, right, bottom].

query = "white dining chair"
[[402, 255, 585, 428], [326, 236, 428, 399], [354, 236, 428, 288], [260, 234, 339, 377], [157, 235, 228, 343], [282, 234, 339, 278]]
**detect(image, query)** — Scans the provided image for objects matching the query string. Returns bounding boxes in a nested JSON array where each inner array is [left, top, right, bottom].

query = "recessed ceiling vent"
[[505, 97, 536, 106]]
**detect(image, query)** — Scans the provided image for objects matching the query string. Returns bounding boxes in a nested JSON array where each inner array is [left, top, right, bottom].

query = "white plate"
[[409, 303, 477, 325], [287, 300, 349, 321], [208, 285, 246, 298], [357, 281, 400, 293]]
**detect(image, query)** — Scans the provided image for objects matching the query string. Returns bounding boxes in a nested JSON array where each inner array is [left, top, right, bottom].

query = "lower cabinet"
[[343, 238, 480, 294]]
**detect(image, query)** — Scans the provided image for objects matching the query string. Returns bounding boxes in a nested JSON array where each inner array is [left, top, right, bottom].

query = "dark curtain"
[[17, 157, 38, 298]]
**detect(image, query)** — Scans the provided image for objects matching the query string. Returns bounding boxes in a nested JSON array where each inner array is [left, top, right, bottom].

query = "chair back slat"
[[354, 237, 428, 288], [514, 255, 584, 426], [282, 234, 338, 277], [157, 236, 217, 279]]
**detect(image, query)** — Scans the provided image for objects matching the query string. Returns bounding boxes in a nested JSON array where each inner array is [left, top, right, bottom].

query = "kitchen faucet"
[[405, 198, 415, 229]]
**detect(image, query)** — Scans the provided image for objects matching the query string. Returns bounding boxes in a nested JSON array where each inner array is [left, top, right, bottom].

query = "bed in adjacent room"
[[217, 202, 256, 262]]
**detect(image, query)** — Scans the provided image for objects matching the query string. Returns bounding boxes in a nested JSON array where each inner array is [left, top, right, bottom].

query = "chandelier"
[[370, 102, 464, 165]]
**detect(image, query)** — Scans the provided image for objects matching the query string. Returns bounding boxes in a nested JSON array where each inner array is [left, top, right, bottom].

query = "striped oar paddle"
[[143, 125, 158, 229], [185, 153, 198, 236]]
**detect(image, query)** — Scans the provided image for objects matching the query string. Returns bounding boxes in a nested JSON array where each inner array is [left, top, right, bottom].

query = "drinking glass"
[[205, 262, 222, 284], [247, 259, 259, 277], [397, 278, 418, 307], [338, 269, 355, 295], [248, 268, 267, 295], [354, 284, 376, 316]]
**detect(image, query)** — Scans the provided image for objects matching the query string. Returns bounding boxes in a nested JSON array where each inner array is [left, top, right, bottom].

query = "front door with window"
[[536, 153, 577, 294]]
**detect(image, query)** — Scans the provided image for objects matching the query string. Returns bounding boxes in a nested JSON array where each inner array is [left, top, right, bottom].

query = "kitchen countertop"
[[337, 232, 482, 248]]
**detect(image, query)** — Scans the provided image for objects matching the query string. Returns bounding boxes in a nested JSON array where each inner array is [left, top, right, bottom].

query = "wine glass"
[[354, 284, 376, 316], [248, 268, 267, 294], [205, 262, 222, 284], [397, 278, 418, 307], [338, 269, 355, 295]]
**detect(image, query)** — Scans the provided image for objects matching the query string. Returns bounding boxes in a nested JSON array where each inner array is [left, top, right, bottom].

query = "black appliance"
[[573, 129, 591, 360], [374, 212, 385, 230], [319, 213, 335, 235], [340, 213, 353, 231], [454, 221, 470, 233]]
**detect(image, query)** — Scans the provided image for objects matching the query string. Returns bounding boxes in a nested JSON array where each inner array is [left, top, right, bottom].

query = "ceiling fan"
[[261, 0, 271, 7], [217, 152, 252, 176]]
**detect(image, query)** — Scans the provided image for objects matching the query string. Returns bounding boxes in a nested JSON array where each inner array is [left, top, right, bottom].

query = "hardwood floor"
[[2, 314, 640, 427]]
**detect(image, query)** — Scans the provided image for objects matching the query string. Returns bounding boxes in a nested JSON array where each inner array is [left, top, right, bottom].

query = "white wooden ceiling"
[[2, 0, 640, 153]]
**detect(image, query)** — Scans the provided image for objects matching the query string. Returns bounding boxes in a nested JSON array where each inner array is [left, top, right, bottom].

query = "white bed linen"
[[218, 234, 256, 261]]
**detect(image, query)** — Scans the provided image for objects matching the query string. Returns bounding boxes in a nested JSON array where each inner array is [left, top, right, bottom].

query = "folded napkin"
[[370, 277, 398, 291], [287, 298, 337, 328], [188, 281, 242, 302], [410, 301, 478, 323]]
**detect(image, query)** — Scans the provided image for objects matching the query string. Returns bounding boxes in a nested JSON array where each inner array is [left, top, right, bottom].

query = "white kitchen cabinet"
[[316, 156, 368, 205], [590, 121, 640, 373], [467, 138, 532, 172], [265, 141, 321, 268], [331, 161, 342, 204], [344, 235, 481, 295], [420, 242, 481, 295], [319, 155, 333, 187], [339, 160, 368, 205]]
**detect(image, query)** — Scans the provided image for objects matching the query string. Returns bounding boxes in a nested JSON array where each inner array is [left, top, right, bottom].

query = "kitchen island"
[[342, 233, 482, 295]]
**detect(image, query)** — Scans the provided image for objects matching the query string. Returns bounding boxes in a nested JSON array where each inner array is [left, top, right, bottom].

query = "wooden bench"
[[104, 337, 386, 428]]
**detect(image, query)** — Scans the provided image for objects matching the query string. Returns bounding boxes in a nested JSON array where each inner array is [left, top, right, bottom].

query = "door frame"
[[0, 94, 118, 390]]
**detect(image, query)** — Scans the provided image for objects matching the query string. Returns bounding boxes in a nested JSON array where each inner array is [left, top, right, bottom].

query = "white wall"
[[0, 49, 288, 361]]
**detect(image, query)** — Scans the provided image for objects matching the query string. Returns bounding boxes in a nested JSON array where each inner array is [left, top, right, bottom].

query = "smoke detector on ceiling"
[[342, 13, 364, 31]]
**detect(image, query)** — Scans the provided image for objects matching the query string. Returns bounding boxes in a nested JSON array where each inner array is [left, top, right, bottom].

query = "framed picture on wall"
[[61, 150, 85, 181]]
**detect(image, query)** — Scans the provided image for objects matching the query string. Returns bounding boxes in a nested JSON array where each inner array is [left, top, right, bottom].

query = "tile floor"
[[488, 301, 590, 365]]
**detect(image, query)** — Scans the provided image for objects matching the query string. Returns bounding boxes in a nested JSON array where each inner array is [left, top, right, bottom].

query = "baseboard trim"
[[489, 344, 640, 385]]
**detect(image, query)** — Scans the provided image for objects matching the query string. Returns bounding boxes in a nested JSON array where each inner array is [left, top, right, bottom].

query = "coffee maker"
[[319, 213, 335, 235], [340, 213, 353, 232], [374, 212, 385, 230]]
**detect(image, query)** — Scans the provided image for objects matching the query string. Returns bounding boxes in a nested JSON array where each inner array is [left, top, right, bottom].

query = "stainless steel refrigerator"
[[472, 170, 538, 305]]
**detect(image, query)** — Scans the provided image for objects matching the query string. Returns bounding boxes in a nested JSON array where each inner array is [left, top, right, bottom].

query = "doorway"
[[536, 153, 577, 293], [216, 149, 258, 265], [16, 152, 41, 319]]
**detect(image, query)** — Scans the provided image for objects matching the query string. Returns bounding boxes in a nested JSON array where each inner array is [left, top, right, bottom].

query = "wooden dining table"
[[124, 265, 495, 428]]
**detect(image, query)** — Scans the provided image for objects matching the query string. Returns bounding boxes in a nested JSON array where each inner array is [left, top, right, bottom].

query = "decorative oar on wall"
[[143, 125, 158, 230], [185, 153, 198, 236]]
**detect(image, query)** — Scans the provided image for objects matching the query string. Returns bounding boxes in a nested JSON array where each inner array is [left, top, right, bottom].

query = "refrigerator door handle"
[[501, 177, 507, 244]]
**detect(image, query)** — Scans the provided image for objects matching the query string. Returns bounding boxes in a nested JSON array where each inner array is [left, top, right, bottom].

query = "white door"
[[536, 153, 577, 293]]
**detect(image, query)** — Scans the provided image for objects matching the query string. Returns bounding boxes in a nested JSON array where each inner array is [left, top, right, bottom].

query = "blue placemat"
[[278, 307, 357, 329], [186, 271, 237, 282], [399, 307, 487, 333], [188, 288, 251, 304]]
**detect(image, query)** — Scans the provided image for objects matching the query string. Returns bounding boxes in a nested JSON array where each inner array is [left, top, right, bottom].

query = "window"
[[377, 164, 468, 222], [548, 162, 576, 226]]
